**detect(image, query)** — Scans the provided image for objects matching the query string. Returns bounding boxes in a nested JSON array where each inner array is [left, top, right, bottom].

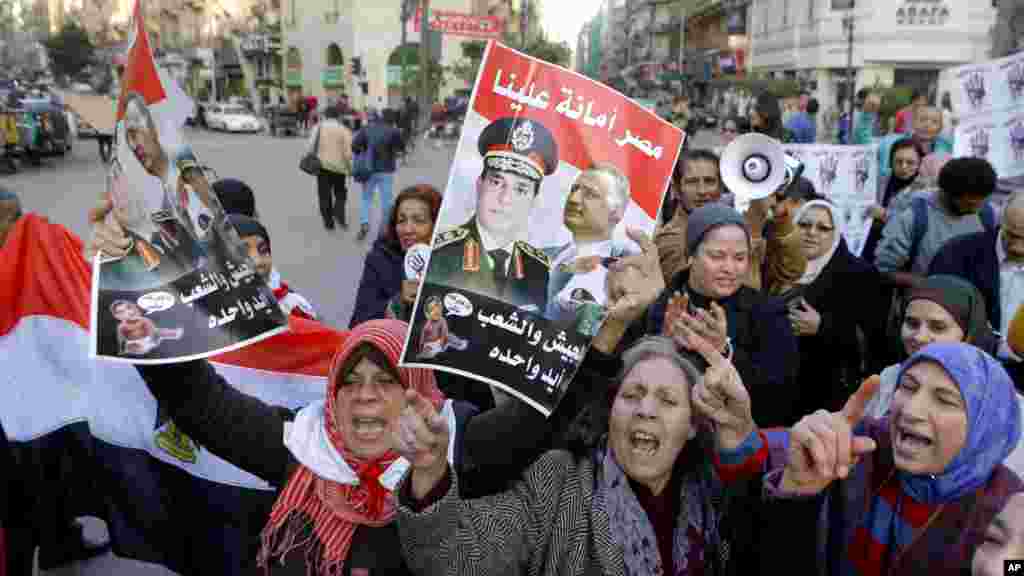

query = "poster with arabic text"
[[399, 41, 684, 416], [90, 0, 287, 364]]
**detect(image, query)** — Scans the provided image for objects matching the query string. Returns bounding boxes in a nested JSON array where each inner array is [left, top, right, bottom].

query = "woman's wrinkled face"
[[797, 206, 836, 261], [335, 357, 406, 459], [396, 198, 434, 252], [901, 299, 966, 357], [892, 146, 922, 181], [973, 494, 1024, 576], [688, 225, 750, 300], [889, 360, 968, 476], [609, 357, 693, 496]]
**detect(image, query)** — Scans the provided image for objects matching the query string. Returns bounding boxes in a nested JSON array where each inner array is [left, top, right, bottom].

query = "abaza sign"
[[896, 0, 951, 26]]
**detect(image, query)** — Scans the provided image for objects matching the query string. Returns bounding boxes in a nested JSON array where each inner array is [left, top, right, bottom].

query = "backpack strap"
[[979, 201, 997, 233], [906, 196, 929, 272]]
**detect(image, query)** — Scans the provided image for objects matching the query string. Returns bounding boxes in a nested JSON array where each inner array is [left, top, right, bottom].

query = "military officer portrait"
[[426, 117, 559, 313], [544, 163, 632, 334]]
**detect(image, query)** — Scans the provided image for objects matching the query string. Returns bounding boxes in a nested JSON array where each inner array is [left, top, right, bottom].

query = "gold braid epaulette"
[[515, 241, 550, 268], [434, 226, 470, 249]]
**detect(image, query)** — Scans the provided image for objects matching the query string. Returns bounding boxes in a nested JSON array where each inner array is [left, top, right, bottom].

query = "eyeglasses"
[[797, 221, 835, 234]]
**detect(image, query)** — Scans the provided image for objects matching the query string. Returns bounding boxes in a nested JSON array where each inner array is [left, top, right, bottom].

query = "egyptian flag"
[[0, 214, 345, 574]]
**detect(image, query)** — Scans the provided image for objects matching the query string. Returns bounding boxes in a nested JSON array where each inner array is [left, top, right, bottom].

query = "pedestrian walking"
[[353, 109, 404, 240], [307, 106, 353, 230]]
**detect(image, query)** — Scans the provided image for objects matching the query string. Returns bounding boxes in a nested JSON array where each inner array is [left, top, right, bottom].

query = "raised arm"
[[136, 361, 294, 486], [397, 452, 574, 576]]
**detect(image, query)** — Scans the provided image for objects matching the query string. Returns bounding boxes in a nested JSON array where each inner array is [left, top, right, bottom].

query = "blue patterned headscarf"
[[895, 342, 1021, 504]]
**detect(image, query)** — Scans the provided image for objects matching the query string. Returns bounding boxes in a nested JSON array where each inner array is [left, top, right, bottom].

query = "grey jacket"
[[398, 450, 623, 576], [874, 188, 985, 275]]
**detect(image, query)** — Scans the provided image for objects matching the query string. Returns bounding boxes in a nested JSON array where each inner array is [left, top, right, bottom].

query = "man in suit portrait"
[[426, 117, 559, 313], [545, 163, 631, 334]]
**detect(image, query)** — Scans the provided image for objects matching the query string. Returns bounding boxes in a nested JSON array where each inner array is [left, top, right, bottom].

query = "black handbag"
[[299, 126, 322, 175]]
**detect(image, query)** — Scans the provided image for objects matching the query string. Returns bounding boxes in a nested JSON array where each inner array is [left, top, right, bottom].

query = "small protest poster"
[[782, 144, 877, 257], [399, 41, 684, 416], [950, 51, 1024, 179], [90, 0, 287, 364]]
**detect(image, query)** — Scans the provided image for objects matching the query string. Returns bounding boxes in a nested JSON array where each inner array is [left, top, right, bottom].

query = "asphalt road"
[[5, 125, 720, 575]]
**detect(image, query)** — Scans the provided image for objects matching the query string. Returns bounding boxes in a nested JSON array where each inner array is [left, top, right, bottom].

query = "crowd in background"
[[2, 83, 1024, 576]]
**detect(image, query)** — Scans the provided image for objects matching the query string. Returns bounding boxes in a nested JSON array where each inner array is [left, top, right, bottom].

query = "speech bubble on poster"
[[443, 292, 474, 317], [138, 291, 176, 313]]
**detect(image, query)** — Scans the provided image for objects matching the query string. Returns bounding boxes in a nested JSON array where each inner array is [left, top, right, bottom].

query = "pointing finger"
[[841, 375, 881, 426]]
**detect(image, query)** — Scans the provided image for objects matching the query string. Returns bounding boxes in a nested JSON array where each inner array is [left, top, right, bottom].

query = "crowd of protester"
[[3, 85, 1024, 576]]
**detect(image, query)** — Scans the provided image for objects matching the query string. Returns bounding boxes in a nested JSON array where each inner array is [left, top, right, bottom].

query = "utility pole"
[[520, 0, 527, 49], [400, 0, 412, 100], [843, 4, 854, 139], [419, 0, 430, 130]]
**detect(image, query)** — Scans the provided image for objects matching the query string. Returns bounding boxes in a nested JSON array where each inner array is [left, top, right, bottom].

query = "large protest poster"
[[399, 41, 684, 416], [90, 0, 287, 364], [951, 51, 1024, 179], [782, 144, 877, 257]]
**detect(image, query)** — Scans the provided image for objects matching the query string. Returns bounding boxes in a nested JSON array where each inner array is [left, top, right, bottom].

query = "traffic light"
[[351, 57, 363, 78]]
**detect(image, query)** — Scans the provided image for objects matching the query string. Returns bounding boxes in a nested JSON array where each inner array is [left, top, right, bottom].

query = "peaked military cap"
[[478, 117, 559, 182]]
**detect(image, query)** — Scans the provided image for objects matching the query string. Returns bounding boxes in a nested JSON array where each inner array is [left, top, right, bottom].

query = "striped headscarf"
[[258, 319, 443, 574]]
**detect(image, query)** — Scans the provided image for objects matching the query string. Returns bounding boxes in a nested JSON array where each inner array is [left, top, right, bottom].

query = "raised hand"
[[779, 376, 880, 495], [685, 321, 754, 452], [86, 194, 132, 261], [966, 72, 987, 109], [819, 154, 839, 193], [854, 157, 870, 192], [392, 388, 450, 499], [604, 227, 665, 326]]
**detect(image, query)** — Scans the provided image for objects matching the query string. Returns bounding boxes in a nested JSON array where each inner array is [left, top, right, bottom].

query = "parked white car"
[[206, 103, 263, 133]]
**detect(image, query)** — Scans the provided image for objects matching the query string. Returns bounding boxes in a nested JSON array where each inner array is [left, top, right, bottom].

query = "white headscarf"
[[793, 199, 843, 286]]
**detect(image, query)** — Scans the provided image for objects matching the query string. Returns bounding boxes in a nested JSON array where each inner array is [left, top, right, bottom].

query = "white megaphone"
[[720, 133, 787, 213]]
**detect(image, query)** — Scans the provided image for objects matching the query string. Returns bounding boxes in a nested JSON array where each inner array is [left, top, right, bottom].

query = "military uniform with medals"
[[425, 117, 559, 313]]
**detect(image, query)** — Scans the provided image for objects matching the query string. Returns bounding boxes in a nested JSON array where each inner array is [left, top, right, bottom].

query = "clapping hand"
[[684, 322, 754, 451], [669, 292, 729, 356], [393, 388, 450, 500], [779, 376, 880, 495]]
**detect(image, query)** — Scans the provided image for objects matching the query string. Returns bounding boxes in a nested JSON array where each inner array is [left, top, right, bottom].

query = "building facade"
[[750, 0, 995, 119], [279, 0, 488, 112]]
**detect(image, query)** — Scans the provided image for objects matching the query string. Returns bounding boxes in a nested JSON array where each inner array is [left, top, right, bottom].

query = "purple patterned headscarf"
[[896, 342, 1022, 504]]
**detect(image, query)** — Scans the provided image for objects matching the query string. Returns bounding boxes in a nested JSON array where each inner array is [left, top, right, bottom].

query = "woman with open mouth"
[[394, 333, 772, 575], [766, 341, 1022, 575]]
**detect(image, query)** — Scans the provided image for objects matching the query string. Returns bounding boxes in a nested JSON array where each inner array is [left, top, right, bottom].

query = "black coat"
[[793, 240, 888, 415], [350, 238, 403, 329], [928, 230, 1002, 329], [621, 268, 802, 428]]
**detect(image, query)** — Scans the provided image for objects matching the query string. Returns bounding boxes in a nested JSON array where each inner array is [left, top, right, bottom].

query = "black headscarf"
[[212, 179, 256, 218], [883, 138, 922, 207]]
